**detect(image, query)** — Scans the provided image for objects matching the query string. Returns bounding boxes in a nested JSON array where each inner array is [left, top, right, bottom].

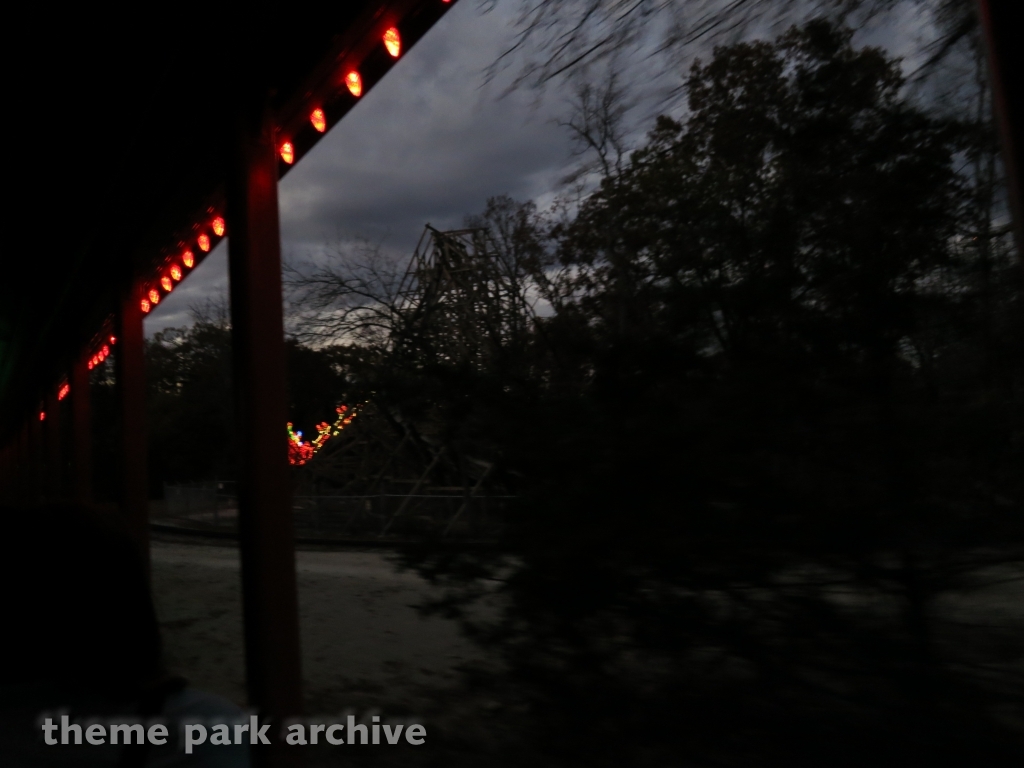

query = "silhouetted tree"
[[279, 13, 1020, 766], [399, 19, 1022, 767], [493, 0, 977, 89]]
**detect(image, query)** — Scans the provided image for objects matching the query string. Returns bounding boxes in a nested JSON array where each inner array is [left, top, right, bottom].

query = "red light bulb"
[[310, 108, 326, 133], [148, 289, 160, 305], [383, 27, 401, 58], [345, 71, 362, 97], [141, 298, 151, 313], [170, 264, 182, 281], [161, 276, 173, 292], [39, 411, 46, 421], [109, 334, 117, 345], [182, 250, 195, 268], [280, 141, 295, 164], [212, 216, 225, 236], [198, 234, 211, 252]]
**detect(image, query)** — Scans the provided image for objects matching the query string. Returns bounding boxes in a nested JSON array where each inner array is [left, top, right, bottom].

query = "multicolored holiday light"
[[287, 404, 358, 466]]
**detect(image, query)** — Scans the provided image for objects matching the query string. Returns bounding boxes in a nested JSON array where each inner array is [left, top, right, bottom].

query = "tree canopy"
[[382, 19, 1020, 767], [143, 15, 1021, 765]]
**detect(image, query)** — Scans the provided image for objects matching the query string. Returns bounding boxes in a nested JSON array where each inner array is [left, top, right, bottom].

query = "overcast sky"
[[145, 0, 580, 333], [144, 0, 931, 336]]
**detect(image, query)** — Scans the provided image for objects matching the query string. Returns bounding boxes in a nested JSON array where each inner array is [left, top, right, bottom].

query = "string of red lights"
[[136, 22, 411, 317], [87, 335, 118, 371], [41, 2, 456, 441]]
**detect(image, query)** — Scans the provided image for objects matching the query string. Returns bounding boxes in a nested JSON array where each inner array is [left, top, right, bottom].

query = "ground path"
[[150, 536, 491, 719]]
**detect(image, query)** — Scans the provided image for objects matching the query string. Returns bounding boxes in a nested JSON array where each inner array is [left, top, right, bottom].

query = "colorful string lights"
[[88, 345, 110, 370], [58, 0, 458, 427], [287, 405, 358, 466]]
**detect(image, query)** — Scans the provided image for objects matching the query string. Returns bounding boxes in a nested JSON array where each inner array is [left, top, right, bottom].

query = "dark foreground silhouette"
[[0, 503, 247, 767]]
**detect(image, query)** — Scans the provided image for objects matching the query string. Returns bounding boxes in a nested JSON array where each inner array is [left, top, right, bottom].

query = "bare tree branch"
[[488, 0, 975, 93], [284, 239, 408, 349]]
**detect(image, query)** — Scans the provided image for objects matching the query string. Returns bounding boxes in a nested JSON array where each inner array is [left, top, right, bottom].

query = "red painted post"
[[226, 93, 304, 761], [0, 442, 11, 503], [45, 387, 63, 499], [16, 420, 31, 504], [977, 0, 1023, 258], [0, 444, 7, 502], [71, 355, 93, 504], [116, 290, 150, 570], [4, 441, 17, 503], [1, 435, 16, 503], [29, 402, 46, 503]]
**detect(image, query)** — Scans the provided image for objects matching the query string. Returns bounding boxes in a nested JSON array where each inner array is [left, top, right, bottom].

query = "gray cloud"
[[144, 241, 229, 333], [147, 1, 578, 336], [145, 0, 931, 337], [277, 1, 577, 254]]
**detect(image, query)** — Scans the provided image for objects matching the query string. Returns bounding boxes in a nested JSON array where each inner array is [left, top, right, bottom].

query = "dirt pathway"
[[150, 537, 490, 718]]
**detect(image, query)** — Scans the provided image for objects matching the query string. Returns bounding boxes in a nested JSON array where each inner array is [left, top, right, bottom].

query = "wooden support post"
[[0, 443, 11, 504], [977, 0, 1023, 258], [71, 355, 93, 504], [17, 420, 32, 504], [28, 409, 45, 504], [116, 291, 150, 569], [8, 439, 20, 503], [226, 94, 304, 756], [45, 387, 63, 500], [8, 427, 20, 502], [0, 444, 7, 502]]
